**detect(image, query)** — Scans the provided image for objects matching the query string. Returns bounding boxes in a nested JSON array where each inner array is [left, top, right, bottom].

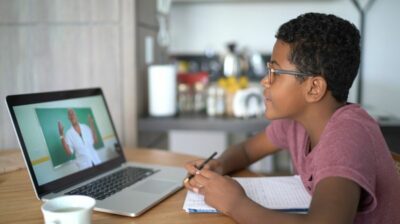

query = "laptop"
[[6, 88, 187, 217]]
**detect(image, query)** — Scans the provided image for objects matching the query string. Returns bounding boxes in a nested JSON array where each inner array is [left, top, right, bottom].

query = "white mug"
[[41, 195, 96, 224]]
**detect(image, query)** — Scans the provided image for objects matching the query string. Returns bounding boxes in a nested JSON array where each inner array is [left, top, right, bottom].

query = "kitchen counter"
[[138, 114, 400, 153], [138, 114, 270, 133]]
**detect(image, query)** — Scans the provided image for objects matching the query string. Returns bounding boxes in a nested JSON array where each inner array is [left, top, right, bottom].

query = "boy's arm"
[[217, 131, 281, 175], [184, 131, 281, 191], [230, 176, 361, 224]]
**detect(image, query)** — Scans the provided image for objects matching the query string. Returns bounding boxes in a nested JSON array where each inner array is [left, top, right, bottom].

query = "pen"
[[184, 152, 218, 183]]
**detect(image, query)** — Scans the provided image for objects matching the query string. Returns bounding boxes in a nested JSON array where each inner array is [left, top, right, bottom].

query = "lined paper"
[[183, 175, 311, 213]]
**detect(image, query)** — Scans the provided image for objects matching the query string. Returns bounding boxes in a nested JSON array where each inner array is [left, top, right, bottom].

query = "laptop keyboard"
[[66, 167, 156, 200]]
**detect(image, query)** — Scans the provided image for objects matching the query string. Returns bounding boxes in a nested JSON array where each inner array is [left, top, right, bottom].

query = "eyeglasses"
[[264, 62, 315, 85]]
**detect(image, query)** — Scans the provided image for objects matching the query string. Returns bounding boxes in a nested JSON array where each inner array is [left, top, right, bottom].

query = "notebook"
[[183, 175, 311, 213], [6, 88, 187, 217]]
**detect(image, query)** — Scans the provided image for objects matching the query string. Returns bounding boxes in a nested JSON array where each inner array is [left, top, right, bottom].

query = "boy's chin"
[[264, 111, 275, 120], [264, 111, 285, 121]]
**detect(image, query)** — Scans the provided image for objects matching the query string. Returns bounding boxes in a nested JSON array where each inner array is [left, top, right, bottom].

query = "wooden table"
[[0, 148, 255, 224]]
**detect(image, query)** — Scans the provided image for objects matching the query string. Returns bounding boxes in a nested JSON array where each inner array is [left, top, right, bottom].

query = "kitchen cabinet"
[[136, 26, 156, 116], [138, 0, 158, 28], [136, 0, 170, 149], [136, 0, 168, 116]]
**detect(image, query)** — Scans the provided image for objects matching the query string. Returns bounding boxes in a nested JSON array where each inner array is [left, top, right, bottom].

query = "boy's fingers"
[[184, 179, 193, 189], [198, 169, 219, 179], [203, 164, 212, 170], [184, 163, 199, 174], [184, 177, 197, 191], [193, 173, 208, 187], [198, 186, 206, 195]]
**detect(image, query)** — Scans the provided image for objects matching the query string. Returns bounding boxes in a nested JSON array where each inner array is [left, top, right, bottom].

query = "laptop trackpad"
[[132, 179, 176, 194]]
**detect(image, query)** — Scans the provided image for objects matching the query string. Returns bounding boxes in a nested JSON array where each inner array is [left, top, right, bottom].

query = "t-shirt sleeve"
[[265, 119, 293, 150], [313, 121, 377, 213]]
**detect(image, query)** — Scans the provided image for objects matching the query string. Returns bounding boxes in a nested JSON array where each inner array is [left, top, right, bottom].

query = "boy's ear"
[[304, 76, 327, 103]]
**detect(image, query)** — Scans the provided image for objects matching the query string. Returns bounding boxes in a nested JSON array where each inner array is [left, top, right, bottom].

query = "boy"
[[184, 13, 400, 224]]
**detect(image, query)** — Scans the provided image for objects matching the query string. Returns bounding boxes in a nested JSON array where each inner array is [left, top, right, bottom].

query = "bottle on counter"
[[207, 86, 217, 117], [193, 82, 206, 114], [178, 83, 191, 114], [215, 87, 225, 116], [177, 72, 209, 115], [223, 43, 241, 77]]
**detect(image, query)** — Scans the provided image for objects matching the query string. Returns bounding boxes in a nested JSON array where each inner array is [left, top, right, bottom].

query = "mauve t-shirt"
[[266, 104, 400, 223]]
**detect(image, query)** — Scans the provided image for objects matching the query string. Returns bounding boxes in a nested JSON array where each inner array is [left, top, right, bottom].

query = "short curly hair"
[[276, 13, 360, 102]]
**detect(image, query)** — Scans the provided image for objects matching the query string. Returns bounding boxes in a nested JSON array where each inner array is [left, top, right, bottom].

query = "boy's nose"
[[260, 76, 270, 88]]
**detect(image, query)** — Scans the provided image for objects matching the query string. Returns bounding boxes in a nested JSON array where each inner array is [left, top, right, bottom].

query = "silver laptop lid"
[[6, 88, 126, 199]]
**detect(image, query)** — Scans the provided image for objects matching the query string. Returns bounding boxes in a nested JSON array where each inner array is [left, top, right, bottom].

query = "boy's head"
[[275, 12, 360, 103]]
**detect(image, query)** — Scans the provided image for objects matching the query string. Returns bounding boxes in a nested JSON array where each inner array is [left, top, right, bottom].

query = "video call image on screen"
[[13, 95, 120, 186]]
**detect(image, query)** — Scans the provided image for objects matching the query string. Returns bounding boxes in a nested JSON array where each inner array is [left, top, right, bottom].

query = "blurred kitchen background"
[[0, 0, 399, 174]]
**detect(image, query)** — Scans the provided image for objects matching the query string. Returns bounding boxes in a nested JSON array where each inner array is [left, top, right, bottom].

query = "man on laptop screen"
[[6, 88, 187, 217], [58, 108, 102, 170]]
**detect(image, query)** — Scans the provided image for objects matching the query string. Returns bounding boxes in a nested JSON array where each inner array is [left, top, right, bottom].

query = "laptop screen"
[[7, 88, 125, 197]]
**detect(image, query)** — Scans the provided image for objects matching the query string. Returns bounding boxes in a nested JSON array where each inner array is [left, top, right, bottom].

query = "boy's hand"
[[195, 169, 248, 215], [183, 159, 222, 191]]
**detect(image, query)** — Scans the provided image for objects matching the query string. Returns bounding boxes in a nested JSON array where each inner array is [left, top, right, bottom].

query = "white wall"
[[363, 0, 400, 117], [169, 0, 400, 116], [170, 0, 359, 53], [0, 0, 137, 150]]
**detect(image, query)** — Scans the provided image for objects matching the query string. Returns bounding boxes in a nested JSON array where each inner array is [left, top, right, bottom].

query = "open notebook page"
[[183, 175, 311, 213]]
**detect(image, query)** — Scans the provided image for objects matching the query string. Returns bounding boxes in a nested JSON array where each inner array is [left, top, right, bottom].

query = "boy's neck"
[[296, 98, 345, 151]]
